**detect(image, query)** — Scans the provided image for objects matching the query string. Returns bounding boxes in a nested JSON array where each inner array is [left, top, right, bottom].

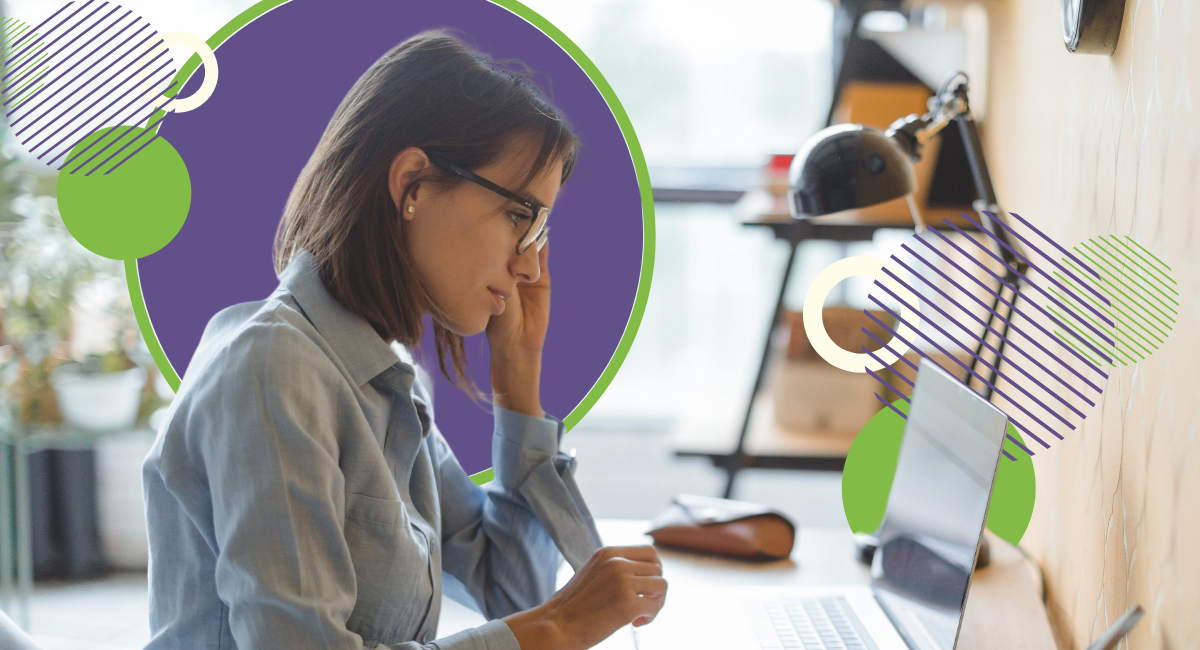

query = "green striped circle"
[[1052, 236, 1178, 367]]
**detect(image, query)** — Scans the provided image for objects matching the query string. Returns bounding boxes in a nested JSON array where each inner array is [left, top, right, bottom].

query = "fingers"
[[592, 544, 660, 565], [627, 576, 668, 627], [630, 576, 668, 599]]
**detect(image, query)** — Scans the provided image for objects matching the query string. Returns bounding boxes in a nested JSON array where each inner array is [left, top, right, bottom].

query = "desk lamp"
[[787, 71, 1027, 397]]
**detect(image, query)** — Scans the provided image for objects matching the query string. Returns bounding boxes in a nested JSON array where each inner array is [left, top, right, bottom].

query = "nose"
[[512, 245, 541, 283]]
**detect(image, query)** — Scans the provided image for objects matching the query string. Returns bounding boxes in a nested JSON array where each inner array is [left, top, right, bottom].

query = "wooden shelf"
[[671, 372, 860, 474]]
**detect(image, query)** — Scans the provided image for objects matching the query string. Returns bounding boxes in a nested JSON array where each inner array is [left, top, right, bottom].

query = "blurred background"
[[0, 0, 989, 645], [1, 0, 1195, 648]]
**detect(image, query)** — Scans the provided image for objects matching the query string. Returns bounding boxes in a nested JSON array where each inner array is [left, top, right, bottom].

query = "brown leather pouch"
[[646, 495, 796, 561]]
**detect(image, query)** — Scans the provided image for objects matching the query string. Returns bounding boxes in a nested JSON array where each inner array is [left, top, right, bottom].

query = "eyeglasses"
[[425, 152, 550, 255]]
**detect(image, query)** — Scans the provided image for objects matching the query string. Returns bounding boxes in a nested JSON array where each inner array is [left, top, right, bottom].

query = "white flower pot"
[[50, 364, 147, 431]]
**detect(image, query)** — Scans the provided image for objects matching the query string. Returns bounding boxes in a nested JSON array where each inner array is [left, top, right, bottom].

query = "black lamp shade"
[[788, 123, 916, 218]]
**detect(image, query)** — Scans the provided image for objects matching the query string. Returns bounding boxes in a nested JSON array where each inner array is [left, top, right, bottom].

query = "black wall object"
[[28, 449, 105, 580], [1062, 0, 1126, 55]]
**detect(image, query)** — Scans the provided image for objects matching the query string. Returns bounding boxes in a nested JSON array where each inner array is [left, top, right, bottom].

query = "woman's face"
[[392, 138, 563, 336]]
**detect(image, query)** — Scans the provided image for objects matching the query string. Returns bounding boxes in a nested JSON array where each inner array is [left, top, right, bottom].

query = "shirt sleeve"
[[433, 404, 603, 620]]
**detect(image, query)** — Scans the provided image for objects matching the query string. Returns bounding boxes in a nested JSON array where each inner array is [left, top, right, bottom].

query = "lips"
[[488, 288, 509, 314]]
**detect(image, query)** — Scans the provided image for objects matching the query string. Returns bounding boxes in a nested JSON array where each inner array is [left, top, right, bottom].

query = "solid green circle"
[[842, 398, 1036, 546], [57, 126, 191, 260]]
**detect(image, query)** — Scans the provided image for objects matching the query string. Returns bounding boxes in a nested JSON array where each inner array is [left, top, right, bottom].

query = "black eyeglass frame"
[[425, 152, 550, 255]]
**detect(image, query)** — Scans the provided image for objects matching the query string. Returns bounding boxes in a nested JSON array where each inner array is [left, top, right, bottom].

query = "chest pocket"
[[343, 492, 435, 645]]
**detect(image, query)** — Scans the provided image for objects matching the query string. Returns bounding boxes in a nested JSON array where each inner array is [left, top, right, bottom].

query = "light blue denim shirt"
[[142, 250, 602, 650]]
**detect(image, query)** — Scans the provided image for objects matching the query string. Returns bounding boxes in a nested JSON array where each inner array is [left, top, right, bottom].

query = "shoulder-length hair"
[[274, 30, 579, 394]]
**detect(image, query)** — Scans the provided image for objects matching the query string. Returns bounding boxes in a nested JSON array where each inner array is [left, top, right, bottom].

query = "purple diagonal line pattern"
[[101, 131, 157, 174], [933, 222, 1116, 353], [980, 211, 1110, 307], [864, 365, 906, 402], [888, 254, 1096, 403], [860, 327, 919, 373], [866, 346, 914, 387], [3, 24, 39, 59], [46, 66, 174, 170], [861, 311, 956, 380], [83, 124, 153, 174], [1005, 434, 1034, 456], [1001, 448, 1017, 462], [14, 22, 150, 141], [47, 70, 175, 170], [875, 393, 907, 420], [5, 44, 50, 88], [104, 95, 179, 174], [0, 19, 28, 44], [899, 244, 1105, 390], [911, 236, 1112, 373], [2, 3, 175, 172], [0, 3, 123, 99], [24, 34, 163, 155], [956, 212, 1114, 328], [30, 51, 170, 157], [1008, 212, 1100, 279], [2, 3, 74, 66], [1, 3, 76, 67], [1, 0, 108, 90], [5, 42, 50, 83], [9, 20, 149, 118], [879, 268, 1088, 418], [83, 109, 164, 176], [2, 4, 78, 72], [4, 0, 97, 75], [5, 36, 48, 72], [63, 76, 177, 172], [870, 282, 1076, 429], [9, 11, 139, 126], [863, 303, 1059, 447]]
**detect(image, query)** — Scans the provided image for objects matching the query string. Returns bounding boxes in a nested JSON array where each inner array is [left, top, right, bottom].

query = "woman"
[[142, 31, 666, 650]]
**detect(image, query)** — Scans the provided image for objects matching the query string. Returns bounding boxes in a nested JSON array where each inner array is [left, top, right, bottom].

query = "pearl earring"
[[406, 205, 415, 214]]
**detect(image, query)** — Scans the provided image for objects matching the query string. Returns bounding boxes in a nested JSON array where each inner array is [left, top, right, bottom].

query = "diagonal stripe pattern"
[[860, 213, 1177, 460], [1056, 235, 1179, 366], [1, 2, 176, 174]]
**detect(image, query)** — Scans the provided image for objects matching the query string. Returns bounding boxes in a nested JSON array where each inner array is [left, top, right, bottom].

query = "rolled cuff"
[[490, 407, 602, 572], [492, 406, 563, 489], [429, 619, 521, 650]]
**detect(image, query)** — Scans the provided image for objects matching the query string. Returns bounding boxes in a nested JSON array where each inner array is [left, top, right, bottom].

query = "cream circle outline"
[[801, 256, 922, 372], [138, 32, 219, 113]]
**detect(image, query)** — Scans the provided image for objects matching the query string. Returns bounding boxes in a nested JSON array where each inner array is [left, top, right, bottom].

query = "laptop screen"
[[869, 359, 1008, 650]]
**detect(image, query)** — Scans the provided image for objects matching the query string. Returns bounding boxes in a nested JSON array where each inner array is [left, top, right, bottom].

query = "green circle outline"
[[125, 0, 656, 485]]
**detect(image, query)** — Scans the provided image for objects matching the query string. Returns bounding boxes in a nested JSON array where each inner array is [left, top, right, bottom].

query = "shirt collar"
[[276, 249, 405, 388]]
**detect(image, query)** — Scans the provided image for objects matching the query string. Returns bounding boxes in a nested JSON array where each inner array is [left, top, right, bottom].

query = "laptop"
[[633, 359, 1009, 650]]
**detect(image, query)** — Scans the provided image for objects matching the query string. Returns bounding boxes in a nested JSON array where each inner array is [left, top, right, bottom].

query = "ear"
[[388, 147, 431, 220]]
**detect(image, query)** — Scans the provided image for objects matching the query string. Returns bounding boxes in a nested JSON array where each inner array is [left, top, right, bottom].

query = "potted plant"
[[0, 181, 142, 429]]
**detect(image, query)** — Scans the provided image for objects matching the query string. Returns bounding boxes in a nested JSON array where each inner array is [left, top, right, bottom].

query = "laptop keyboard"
[[744, 596, 877, 650]]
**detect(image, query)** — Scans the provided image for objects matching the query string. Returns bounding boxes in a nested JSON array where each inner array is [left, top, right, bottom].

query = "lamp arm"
[[885, 75, 1028, 273]]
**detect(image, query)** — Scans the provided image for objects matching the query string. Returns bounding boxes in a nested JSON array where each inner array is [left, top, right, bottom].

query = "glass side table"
[[0, 412, 152, 629]]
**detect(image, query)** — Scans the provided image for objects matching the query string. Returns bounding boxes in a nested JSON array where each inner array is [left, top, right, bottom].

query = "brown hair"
[[274, 30, 579, 394]]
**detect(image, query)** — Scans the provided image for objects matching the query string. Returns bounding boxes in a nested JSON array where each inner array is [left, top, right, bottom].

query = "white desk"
[[440, 519, 1056, 649]]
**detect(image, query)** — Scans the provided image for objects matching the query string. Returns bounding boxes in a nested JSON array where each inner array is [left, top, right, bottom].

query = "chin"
[[435, 313, 489, 338]]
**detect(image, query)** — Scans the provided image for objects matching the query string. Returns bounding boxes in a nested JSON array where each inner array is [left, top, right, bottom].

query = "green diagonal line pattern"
[[1116, 236, 1177, 283], [1090, 238, 1180, 307], [1080, 242, 1178, 326], [1055, 236, 1179, 368]]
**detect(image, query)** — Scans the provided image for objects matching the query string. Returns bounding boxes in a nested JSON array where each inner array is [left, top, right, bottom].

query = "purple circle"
[[140, 0, 643, 475]]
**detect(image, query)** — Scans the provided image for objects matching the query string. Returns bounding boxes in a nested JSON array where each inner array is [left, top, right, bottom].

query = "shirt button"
[[422, 632, 434, 643]]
